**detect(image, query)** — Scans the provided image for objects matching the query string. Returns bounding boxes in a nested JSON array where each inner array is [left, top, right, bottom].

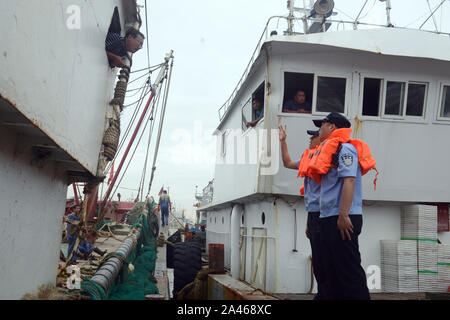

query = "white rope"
[[146, 56, 174, 197]]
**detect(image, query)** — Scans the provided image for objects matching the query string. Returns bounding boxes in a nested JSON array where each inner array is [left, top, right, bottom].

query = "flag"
[[158, 185, 164, 196], [108, 161, 115, 185]]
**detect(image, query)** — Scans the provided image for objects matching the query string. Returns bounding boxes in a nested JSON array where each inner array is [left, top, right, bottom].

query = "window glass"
[[283, 72, 314, 113], [362, 78, 382, 117], [406, 83, 426, 117], [440, 85, 450, 118], [242, 99, 252, 131], [221, 131, 227, 156], [316, 76, 346, 113], [385, 81, 405, 116]]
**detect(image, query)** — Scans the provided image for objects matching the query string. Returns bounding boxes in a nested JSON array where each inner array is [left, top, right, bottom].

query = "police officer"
[[312, 112, 370, 300], [278, 126, 325, 300]]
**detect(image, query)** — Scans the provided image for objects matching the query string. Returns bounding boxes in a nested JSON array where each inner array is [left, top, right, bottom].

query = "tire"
[[166, 230, 182, 268], [173, 242, 202, 298]]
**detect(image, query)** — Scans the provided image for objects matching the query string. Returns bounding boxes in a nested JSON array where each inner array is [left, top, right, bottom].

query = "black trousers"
[[319, 215, 370, 300], [307, 211, 326, 300]]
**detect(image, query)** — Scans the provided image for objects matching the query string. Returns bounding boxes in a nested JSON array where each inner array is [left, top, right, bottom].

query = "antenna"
[[285, 0, 336, 34], [379, 0, 393, 27]]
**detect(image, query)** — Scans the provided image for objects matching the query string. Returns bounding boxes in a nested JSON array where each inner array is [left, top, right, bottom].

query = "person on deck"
[[279, 126, 325, 299], [283, 90, 312, 114], [66, 205, 106, 264], [105, 28, 145, 68], [158, 190, 172, 228]]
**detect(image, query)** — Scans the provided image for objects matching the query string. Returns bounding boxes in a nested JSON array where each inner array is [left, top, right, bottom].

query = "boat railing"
[[200, 179, 214, 206]]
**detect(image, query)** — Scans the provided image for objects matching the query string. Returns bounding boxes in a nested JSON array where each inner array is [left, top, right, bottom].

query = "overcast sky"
[[79, 0, 450, 220]]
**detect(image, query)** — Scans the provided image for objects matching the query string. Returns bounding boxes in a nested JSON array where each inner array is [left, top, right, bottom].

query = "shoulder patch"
[[341, 153, 353, 166]]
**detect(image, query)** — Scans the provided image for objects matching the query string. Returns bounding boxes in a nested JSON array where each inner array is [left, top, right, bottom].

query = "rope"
[[80, 280, 108, 300], [106, 84, 163, 205], [146, 57, 174, 196], [104, 83, 149, 174], [419, 0, 446, 30], [139, 81, 163, 200], [129, 63, 164, 74], [144, 0, 151, 78]]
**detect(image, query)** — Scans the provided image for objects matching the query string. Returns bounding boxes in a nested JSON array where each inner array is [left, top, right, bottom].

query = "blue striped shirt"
[[105, 32, 127, 58]]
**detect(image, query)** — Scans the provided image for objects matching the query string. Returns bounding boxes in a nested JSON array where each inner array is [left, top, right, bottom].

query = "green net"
[[81, 204, 160, 300]]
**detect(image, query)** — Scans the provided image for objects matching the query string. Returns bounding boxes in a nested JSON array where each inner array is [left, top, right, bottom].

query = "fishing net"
[[81, 204, 160, 300]]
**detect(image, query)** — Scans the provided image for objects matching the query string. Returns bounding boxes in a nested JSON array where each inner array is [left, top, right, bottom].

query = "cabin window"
[[242, 82, 265, 130], [405, 83, 427, 117], [384, 81, 406, 116], [316, 76, 346, 113], [362, 78, 382, 117], [439, 85, 450, 118], [382, 81, 427, 118], [221, 131, 227, 156], [282, 72, 314, 113]]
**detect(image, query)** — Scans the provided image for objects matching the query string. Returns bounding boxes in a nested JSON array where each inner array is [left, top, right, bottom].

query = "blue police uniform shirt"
[[283, 100, 312, 112], [296, 160, 321, 212], [319, 143, 362, 218]]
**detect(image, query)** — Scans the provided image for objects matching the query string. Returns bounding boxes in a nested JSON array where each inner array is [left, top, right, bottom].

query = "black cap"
[[313, 112, 351, 129], [307, 130, 319, 136]]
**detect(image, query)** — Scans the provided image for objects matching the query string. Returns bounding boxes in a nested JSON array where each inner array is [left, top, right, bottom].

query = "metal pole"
[[99, 90, 155, 215], [73, 183, 79, 204], [100, 57, 169, 216]]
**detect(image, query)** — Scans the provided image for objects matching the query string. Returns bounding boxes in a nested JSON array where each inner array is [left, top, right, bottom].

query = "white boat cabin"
[[201, 26, 450, 295]]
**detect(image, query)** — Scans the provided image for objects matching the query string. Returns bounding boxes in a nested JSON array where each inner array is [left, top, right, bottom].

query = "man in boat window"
[[283, 90, 312, 114], [279, 126, 324, 299], [158, 190, 172, 228], [246, 99, 264, 128], [105, 28, 145, 68]]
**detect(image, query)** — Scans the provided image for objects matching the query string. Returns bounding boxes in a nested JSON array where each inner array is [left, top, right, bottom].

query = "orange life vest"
[[297, 147, 316, 196], [306, 128, 379, 189], [300, 181, 305, 196], [297, 148, 316, 178]]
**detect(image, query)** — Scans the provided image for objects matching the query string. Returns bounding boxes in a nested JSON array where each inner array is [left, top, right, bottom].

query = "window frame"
[[241, 82, 266, 134], [359, 76, 383, 118], [278, 69, 351, 117], [241, 97, 253, 132], [381, 79, 428, 120], [221, 130, 227, 157], [437, 82, 450, 121], [358, 73, 429, 122], [381, 79, 407, 120], [404, 81, 428, 118], [312, 73, 351, 116]]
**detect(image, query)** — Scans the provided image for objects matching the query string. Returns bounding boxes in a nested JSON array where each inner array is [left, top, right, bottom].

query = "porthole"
[[261, 212, 265, 225]]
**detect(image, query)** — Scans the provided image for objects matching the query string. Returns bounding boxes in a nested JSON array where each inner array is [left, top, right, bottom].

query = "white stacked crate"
[[401, 205, 438, 292], [437, 245, 450, 292], [381, 240, 418, 292]]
